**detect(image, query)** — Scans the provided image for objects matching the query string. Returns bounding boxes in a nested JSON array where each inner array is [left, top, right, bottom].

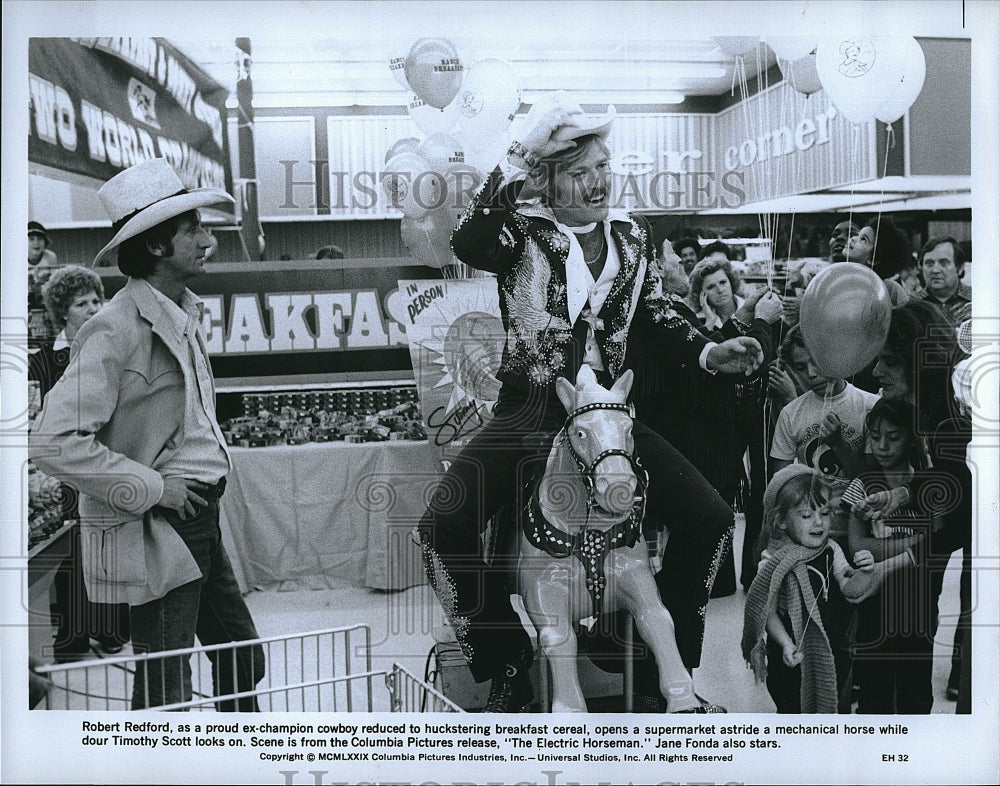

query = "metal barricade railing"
[[385, 664, 463, 713], [35, 625, 376, 712], [34, 625, 462, 713]]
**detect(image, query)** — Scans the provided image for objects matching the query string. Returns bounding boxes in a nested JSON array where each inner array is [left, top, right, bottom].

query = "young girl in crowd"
[[848, 398, 936, 713], [742, 465, 912, 713]]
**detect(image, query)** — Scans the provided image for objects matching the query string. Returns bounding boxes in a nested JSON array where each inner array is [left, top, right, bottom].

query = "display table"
[[218, 441, 440, 593]]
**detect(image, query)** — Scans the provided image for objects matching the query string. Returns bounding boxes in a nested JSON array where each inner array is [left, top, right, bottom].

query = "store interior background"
[[25, 27, 973, 713]]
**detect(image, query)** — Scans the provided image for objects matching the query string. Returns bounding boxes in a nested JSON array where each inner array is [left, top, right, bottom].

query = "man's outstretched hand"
[[706, 336, 764, 376]]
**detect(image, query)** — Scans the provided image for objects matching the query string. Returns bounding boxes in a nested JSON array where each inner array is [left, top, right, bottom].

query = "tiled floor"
[[240, 514, 963, 715], [32, 515, 962, 714]]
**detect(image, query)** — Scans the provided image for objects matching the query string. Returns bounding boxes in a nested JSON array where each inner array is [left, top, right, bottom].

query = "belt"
[[201, 477, 227, 500]]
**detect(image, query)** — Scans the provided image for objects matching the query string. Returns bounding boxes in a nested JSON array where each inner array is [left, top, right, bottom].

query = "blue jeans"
[[129, 499, 264, 710]]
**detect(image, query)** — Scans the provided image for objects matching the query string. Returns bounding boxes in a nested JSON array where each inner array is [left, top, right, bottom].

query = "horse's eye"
[[576, 429, 587, 440]]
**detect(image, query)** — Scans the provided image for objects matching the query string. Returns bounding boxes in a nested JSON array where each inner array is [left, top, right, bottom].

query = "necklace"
[[582, 233, 606, 271]]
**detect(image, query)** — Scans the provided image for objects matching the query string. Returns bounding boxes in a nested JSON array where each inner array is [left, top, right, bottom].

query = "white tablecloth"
[[218, 441, 440, 592]]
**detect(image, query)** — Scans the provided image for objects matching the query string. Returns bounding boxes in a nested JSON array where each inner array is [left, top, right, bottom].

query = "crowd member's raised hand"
[[819, 412, 844, 445], [852, 549, 876, 572], [780, 294, 800, 326], [755, 291, 783, 324], [767, 359, 799, 406], [736, 288, 781, 325]]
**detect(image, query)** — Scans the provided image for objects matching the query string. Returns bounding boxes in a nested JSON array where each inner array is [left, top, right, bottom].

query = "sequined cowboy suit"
[[416, 167, 734, 686]]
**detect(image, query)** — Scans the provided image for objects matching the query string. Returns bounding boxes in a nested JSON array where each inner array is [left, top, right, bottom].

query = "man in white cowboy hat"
[[415, 94, 763, 711], [30, 158, 264, 710]]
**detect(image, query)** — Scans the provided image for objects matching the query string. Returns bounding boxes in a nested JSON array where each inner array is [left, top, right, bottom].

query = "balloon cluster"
[[384, 38, 523, 268], [815, 35, 926, 125], [764, 35, 927, 123]]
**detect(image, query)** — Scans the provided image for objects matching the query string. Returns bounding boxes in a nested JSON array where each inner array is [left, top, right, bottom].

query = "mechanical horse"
[[504, 364, 700, 713]]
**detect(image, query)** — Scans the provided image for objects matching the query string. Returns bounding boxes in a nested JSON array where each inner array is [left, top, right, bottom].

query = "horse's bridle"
[[562, 401, 648, 513], [521, 400, 650, 618]]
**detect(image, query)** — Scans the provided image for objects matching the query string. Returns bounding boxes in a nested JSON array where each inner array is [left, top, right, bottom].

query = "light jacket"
[[30, 278, 210, 605]]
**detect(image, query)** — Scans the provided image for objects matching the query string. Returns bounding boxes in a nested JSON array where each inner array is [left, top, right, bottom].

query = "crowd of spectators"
[[644, 217, 973, 714]]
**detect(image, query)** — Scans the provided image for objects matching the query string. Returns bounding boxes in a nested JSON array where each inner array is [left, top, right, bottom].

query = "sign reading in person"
[[28, 37, 232, 200], [404, 278, 504, 471]]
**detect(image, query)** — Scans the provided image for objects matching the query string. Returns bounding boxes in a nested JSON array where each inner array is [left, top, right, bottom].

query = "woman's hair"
[[865, 397, 924, 469], [883, 300, 962, 431], [754, 473, 829, 563], [116, 210, 197, 278], [41, 265, 105, 326], [867, 215, 913, 279], [687, 256, 743, 311], [699, 240, 733, 261]]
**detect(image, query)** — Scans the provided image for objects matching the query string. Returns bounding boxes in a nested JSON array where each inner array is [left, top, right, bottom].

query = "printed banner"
[[96, 262, 446, 382], [404, 278, 503, 470], [28, 37, 232, 200]]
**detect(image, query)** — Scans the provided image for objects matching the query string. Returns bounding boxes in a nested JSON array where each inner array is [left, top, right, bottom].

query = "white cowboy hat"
[[550, 102, 616, 143], [93, 158, 234, 265], [517, 97, 616, 200]]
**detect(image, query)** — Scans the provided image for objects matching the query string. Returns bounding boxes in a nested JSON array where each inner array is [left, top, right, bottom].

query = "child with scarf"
[[742, 465, 914, 713]]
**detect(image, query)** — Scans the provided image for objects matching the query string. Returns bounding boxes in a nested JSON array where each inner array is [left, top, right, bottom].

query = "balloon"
[[782, 53, 824, 96], [416, 133, 465, 171], [874, 37, 926, 124], [455, 58, 522, 145], [384, 136, 420, 164], [400, 207, 455, 268], [441, 162, 484, 224], [816, 35, 922, 124], [388, 51, 410, 90], [407, 92, 460, 136], [404, 37, 464, 109], [767, 36, 817, 62], [382, 151, 444, 219], [462, 132, 514, 174], [799, 264, 892, 378], [714, 36, 760, 57]]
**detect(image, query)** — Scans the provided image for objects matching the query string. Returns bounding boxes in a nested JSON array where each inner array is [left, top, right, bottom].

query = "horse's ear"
[[611, 369, 634, 399], [575, 363, 597, 389], [555, 375, 576, 413]]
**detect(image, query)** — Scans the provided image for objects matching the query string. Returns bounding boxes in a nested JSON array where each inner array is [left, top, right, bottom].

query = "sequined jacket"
[[451, 167, 710, 391]]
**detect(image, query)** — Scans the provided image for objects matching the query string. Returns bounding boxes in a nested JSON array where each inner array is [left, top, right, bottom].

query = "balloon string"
[[735, 55, 764, 245], [869, 122, 897, 272]]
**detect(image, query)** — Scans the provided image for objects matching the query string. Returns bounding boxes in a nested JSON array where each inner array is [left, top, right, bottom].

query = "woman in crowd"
[[870, 299, 970, 710], [31, 265, 131, 659], [32, 266, 104, 397], [687, 244, 746, 331]]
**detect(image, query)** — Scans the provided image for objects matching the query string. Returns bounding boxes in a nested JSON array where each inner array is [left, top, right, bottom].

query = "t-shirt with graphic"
[[770, 383, 880, 479]]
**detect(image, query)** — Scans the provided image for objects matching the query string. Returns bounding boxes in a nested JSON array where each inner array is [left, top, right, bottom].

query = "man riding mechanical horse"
[[415, 93, 763, 712]]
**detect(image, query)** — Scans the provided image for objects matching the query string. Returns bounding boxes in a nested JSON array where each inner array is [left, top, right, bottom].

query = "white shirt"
[[145, 282, 230, 484]]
